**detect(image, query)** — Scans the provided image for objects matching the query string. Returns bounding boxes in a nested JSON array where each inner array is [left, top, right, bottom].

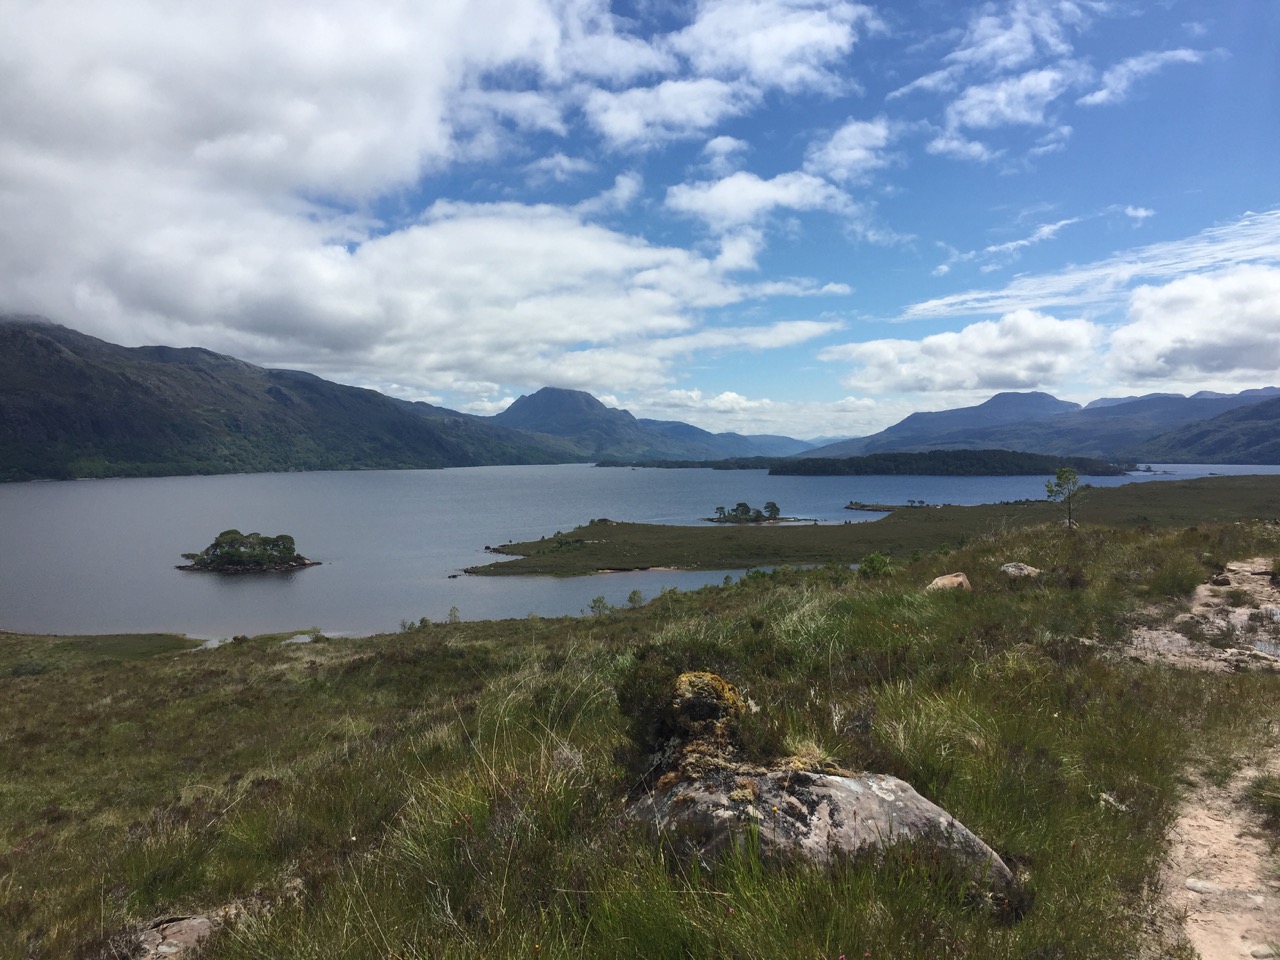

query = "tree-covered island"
[[704, 501, 812, 524], [177, 529, 320, 572]]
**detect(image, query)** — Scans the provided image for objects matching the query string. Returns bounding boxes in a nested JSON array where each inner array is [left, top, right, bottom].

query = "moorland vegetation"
[[5, 501, 1280, 957]]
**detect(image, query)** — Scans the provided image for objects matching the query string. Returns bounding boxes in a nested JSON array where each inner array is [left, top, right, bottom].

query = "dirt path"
[[1126, 559, 1280, 959]]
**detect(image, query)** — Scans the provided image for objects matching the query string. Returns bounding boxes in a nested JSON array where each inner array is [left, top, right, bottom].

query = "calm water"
[[1, 463, 1275, 639]]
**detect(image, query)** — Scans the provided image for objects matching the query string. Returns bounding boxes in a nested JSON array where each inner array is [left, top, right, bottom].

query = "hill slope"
[[0, 317, 575, 480]]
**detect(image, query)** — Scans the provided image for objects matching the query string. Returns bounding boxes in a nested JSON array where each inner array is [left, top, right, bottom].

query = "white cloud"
[[582, 78, 756, 147], [984, 217, 1080, 256], [551, 0, 678, 82], [1107, 265, 1280, 381], [702, 135, 749, 176], [926, 132, 1002, 163], [947, 0, 1085, 74], [525, 152, 595, 182], [665, 171, 851, 231], [574, 172, 644, 215], [1124, 205, 1155, 223], [670, 0, 884, 94], [820, 309, 1100, 392], [804, 117, 894, 183], [900, 209, 1280, 321], [946, 67, 1077, 130], [1078, 49, 1204, 106]]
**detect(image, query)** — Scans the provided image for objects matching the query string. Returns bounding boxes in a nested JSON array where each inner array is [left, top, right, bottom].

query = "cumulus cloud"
[[1078, 49, 1204, 106], [804, 117, 895, 183], [1124, 205, 1155, 223], [702, 135, 749, 176], [669, 0, 883, 94], [819, 309, 1100, 392], [665, 171, 851, 231], [1107, 265, 1280, 381], [582, 78, 756, 147], [946, 67, 1078, 130]]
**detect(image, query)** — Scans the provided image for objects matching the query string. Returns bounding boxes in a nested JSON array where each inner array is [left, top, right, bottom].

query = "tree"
[[1045, 467, 1081, 526], [763, 501, 780, 520], [715, 506, 727, 519]]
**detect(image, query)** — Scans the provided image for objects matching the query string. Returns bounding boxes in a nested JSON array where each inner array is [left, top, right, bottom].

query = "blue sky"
[[2, 0, 1278, 438]]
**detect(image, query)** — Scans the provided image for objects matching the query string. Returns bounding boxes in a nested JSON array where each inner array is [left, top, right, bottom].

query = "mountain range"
[[2, 315, 1278, 480], [0, 317, 809, 480]]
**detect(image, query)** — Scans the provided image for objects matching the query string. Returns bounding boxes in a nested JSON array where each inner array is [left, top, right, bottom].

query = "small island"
[[703, 501, 812, 524], [177, 529, 320, 573]]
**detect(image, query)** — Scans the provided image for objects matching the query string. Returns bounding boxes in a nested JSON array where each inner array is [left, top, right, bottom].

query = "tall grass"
[[4, 520, 1280, 957]]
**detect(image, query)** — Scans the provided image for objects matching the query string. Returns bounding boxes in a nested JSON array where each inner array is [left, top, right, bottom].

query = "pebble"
[[1250, 947, 1275, 959], [1185, 877, 1226, 894]]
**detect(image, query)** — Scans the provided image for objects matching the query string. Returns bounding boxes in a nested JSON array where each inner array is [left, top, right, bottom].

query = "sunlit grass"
[[4, 518, 1280, 957]]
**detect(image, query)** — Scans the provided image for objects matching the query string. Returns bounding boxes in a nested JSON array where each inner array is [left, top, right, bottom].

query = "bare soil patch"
[[1129, 559, 1280, 959]]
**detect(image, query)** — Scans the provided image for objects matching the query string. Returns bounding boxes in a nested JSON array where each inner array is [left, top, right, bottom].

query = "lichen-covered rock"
[[926, 572, 972, 591], [627, 671, 1026, 917], [630, 768, 1020, 911], [1000, 563, 1041, 579]]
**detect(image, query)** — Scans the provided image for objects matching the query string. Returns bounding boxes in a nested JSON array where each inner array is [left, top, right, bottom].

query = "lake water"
[[1, 463, 1276, 639]]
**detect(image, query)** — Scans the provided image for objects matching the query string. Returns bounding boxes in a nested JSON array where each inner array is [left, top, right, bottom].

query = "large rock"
[[926, 572, 972, 591], [1000, 563, 1041, 579], [626, 672, 1025, 917], [630, 767, 1019, 904]]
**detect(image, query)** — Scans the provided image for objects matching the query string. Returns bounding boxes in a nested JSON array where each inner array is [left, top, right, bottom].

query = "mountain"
[[807, 392, 1080, 457], [0, 319, 810, 480], [490, 387, 808, 460], [1137, 395, 1280, 463], [806, 390, 1280, 462], [0, 316, 577, 480]]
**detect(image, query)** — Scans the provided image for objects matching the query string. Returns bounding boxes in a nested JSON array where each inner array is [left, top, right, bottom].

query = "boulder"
[[630, 767, 1020, 909], [1000, 563, 1041, 579], [626, 672, 1025, 917], [926, 572, 972, 592]]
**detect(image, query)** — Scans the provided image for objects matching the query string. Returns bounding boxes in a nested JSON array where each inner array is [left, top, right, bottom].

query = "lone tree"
[[763, 501, 780, 520], [1045, 467, 1081, 527]]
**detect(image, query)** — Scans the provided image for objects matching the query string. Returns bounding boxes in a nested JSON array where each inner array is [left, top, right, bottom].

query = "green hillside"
[[5, 510, 1280, 957], [0, 317, 577, 480]]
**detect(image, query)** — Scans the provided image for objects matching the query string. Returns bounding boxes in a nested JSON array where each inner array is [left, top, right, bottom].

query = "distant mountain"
[[490, 387, 808, 460], [806, 389, 1280, 462], [1084, 392, 1183, 410], [1137, 396, 1280, 463], [0, 319, 811, 480], [807, 392, 1080, 458], [0, 317, 576, 480]]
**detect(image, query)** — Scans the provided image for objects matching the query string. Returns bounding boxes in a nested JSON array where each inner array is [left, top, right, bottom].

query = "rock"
[[626, 672, 1024, 917], [1185, 877, 1226, 895], [630, 767, 1022, 911], [926, 572, 972, 592], [1210, 574, 1232, 586], [1000, 563, 1041, 579], [136, 916, 214, 958], [1251, 946, 1276, 958]]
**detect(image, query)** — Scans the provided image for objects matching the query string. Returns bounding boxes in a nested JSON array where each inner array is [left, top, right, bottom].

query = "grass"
[[469, 474, 1280, 575], [4, 517, 1280, 957]]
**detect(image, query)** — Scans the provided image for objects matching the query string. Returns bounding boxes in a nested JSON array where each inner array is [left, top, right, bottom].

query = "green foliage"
[[180, 529, 309, 571], [858, 551, 894, 578], [1045, 467, 1082, 525]]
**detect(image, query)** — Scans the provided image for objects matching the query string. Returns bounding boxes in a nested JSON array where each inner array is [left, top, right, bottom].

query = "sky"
[[2, 0, 1278, 439]]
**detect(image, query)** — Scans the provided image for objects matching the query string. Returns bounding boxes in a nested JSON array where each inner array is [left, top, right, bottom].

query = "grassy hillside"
[[0, 318, 577, 480], [472, 474, 1280, 575], [5, 515, 1280, 958]]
